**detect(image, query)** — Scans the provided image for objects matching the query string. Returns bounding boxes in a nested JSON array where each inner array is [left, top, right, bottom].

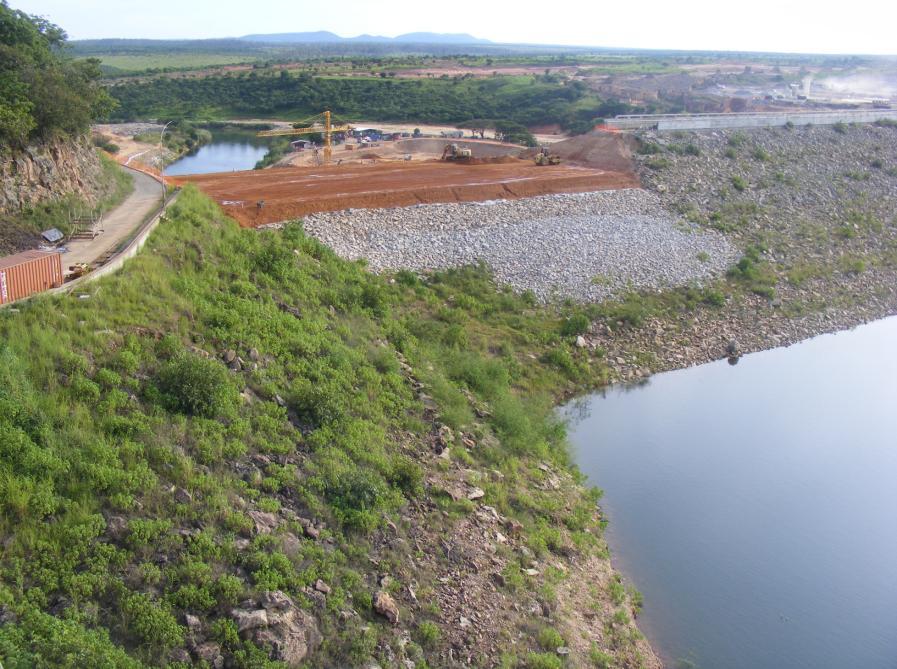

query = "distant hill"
[[239, 31, 491, 45]]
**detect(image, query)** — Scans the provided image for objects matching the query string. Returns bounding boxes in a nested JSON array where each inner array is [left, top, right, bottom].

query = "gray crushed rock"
[[299, 189, 738, 302]]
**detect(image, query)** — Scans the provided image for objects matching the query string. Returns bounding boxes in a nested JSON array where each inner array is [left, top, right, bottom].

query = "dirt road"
[[174, 159, 639, 227], [62, 168, 162, 275]]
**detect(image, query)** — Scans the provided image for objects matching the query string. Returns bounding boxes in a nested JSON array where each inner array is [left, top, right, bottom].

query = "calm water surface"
[[563, 316, 897, 669], [163, 131, 274, 176]]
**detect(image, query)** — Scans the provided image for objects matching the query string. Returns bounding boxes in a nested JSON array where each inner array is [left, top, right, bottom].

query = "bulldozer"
[[442, 143, 473, 162], [534, 146, 561, 166]]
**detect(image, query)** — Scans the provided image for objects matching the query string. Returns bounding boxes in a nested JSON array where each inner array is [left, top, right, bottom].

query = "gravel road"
[[299, 189, 738, 302]]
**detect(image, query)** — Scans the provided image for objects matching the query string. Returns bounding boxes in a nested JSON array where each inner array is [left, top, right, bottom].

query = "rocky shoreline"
[[591, 123, 897, 383], [585, 272, 897, 385]]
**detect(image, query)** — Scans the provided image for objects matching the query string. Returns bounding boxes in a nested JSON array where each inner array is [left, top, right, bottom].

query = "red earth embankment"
[[172, 158, 639, 227]]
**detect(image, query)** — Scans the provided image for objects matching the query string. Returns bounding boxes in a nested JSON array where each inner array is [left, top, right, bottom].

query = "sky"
[[10, 0, 897, 55]]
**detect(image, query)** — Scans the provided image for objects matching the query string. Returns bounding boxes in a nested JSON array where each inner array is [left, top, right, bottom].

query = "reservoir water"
[[163, 130, 274, 176], [563, 316, 897, 669]]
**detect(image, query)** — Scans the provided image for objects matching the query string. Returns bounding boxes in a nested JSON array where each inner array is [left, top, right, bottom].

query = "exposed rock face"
[[373, 590, 399, 624], [0, 136, 105, 214], [231, 591, 322, 667]]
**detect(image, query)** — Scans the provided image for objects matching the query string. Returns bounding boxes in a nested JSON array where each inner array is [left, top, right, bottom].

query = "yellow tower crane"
[[256, 111, 353, 163]]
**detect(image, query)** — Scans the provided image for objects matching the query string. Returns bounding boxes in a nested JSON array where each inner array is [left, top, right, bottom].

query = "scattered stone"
[[467, 487, 485, 501], [173, 487, 192, 504], [170, 648, 191, 664], [194, 642, 224, 669], [105, 515, 128, 540], [373, 590, 399, 624], [248, 510, 279, 535], [314, 579, 331, 595], [232, 592, 322, 667], [725, 339, 740, 356], [224, 349, 237, 363], [575, 335, 587, 348], [249, 347, 261, 361]]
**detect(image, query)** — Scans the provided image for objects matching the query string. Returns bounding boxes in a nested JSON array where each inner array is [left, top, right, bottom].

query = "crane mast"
[[257, 111, 353, 163]]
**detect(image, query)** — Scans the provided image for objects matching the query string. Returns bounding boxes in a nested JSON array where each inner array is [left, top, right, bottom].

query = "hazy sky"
[[10, 0, 897, 55]]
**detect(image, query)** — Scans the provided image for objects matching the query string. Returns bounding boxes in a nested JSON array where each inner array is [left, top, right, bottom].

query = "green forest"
[[0, 1, 114, 146], [108, 72, 638, 134]]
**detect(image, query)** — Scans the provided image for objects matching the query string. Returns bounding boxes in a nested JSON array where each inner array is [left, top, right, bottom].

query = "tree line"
[[108, 71, 638, 135], [0, 1, 114, 147]]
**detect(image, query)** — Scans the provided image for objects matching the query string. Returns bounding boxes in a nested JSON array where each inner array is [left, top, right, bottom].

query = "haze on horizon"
[[9, 0, 897, 56]]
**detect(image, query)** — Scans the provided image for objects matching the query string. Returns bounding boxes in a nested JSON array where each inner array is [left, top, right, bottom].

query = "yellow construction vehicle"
[[441, 143, 473, 161], [534, 146, 561, 166], [257, 111, 353, 163]]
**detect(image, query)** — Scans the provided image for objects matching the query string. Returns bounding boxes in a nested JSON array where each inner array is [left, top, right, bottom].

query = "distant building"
[[290, 139, 314, 151]]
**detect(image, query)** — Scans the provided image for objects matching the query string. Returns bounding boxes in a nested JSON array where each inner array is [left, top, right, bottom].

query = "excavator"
[[441, 143, 473, 162], [534, 146, 561, 166], [256, 111, 353, 163]]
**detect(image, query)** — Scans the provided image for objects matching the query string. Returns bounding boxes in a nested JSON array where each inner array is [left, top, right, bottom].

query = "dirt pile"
[[173, 160, 639, 227], [395, 137, 525, 158], [524, 131, 637, 172]]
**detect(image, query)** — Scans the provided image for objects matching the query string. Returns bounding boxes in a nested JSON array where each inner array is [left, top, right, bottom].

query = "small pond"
[[163, 130, 274, 176]]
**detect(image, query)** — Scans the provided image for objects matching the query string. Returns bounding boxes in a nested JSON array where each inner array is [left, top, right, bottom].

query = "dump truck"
[[534, 146, 561, 166], [442, 143, 473, 161]]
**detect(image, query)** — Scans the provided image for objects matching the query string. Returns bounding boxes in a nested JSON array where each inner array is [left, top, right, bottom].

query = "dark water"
[[163, 131, 274, 176], [563, 317, 897, 669]]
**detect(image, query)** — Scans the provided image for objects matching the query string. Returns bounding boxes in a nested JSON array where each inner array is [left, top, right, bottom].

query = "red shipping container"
[[0, 250, 63, 305]]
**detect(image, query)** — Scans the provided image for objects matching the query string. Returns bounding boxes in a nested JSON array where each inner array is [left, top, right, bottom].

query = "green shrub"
[[731, 175, 748, 192], [417, 621, 441, 648], [589, 644, 614, 668], [0, 609, 141, 669], [121, 592, 184, 652], [833, 121, 848, 134], [156, 354, 237, 418], [537, 627, 564, 651], [727, 132, 746, 147], [526, 652, 563, 669], [752, 147, 771, 162], [727, 247, 777, 298], [560, 312, 590, 337]]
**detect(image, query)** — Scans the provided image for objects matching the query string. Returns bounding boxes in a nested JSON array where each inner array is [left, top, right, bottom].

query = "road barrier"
[[606, 109, 897, 131]]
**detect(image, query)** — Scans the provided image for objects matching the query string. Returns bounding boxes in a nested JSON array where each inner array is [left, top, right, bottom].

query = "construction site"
[[171, 114, 639, 227]]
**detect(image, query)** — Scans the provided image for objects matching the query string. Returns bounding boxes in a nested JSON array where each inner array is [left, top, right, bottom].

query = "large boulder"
[[231, 591, 322, 667], [373, 590, 400, 624]]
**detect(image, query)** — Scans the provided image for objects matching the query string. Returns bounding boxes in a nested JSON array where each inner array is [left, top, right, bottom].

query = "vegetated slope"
[[107, 72, 637, 134], [0, 187, 657, 668]]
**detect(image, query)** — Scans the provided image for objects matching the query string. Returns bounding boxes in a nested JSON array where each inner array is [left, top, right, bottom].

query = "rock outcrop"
[[230, 591, 322, 667], [1, 136, 105, 214]]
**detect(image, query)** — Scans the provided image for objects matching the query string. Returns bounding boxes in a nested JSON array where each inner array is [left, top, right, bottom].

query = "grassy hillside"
[[0, 187, 655, 668]]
